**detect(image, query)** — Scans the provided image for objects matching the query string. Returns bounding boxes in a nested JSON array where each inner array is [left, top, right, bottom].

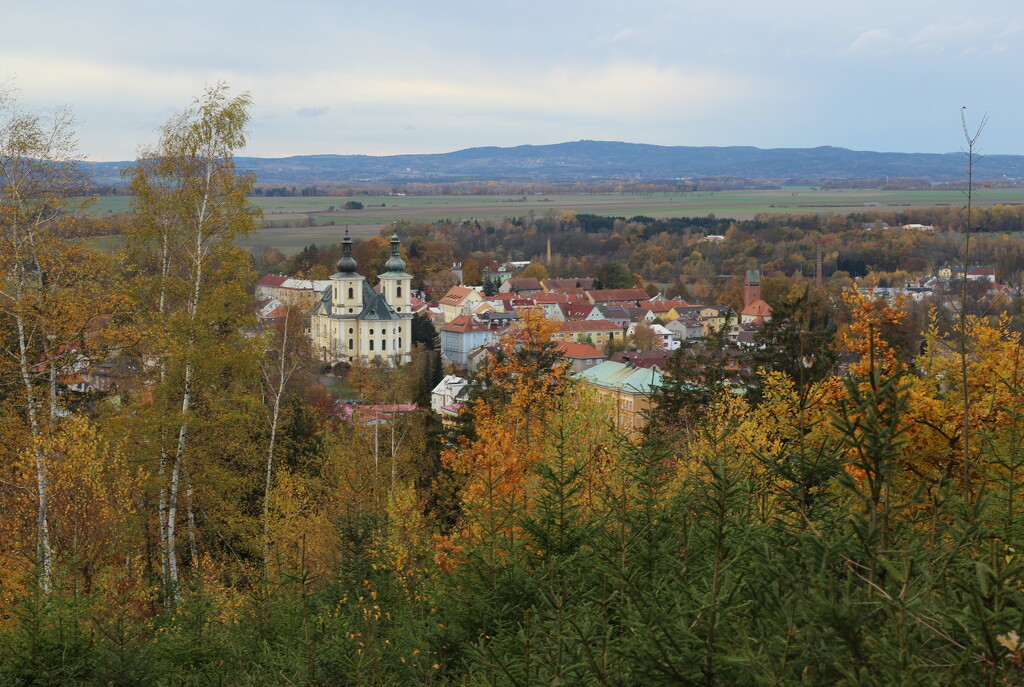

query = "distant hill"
[[87, 141, 1024, 185]]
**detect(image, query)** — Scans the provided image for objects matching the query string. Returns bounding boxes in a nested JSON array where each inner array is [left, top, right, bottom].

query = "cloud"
[[259, 61, 758, 121], [909, 20, 986, 52], [297, 106, 329, 118], [845, 29, 894, 56]]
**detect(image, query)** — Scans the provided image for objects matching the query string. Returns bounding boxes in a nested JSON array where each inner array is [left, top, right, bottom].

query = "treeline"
[[259, 208, 1024, 334]]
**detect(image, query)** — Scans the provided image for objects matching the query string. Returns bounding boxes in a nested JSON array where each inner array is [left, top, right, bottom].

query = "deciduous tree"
[[126, 83, 259, 598]]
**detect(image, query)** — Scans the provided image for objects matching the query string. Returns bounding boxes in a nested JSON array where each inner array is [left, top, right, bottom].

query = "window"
[[369, 329, 374, 335], [382, 339, 387, 351], [369, 340, 374, 351], [397, 286, 402, 298], [348, 287, 354, 299], [348, 339, 353, 350], [348, 327, 353, 334]]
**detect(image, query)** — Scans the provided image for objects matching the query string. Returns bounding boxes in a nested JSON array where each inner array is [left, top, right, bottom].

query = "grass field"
[[82, 187, 1024, 254]]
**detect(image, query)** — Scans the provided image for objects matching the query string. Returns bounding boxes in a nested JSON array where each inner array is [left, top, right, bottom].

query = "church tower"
[[378, 233, 412, 315], [333, 229, 366, 317], [311, 229, 413, 366]]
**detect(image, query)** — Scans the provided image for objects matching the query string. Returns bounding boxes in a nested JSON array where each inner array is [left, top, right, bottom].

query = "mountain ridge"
[[86, 140, 1024, 185]]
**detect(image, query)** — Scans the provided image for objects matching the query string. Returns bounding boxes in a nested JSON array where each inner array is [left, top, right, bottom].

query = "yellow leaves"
[[42, 417, 141, 562]]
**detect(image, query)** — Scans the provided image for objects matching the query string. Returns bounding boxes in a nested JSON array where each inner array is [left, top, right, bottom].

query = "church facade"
[[311, 231, 414, 365]]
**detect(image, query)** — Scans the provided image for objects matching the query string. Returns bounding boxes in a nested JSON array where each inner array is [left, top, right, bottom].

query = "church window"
[[382, 339, 387, 351], [369, 340, 374, 351], [397, 286, 402, 298], [369, 329, 374, 335], [348, 287, 354, 299], [349, 327, 353, 334], [348, 338, 353, 350]]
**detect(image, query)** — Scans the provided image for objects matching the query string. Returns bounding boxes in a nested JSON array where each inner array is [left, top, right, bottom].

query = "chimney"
[[816, 239, 823, 287], [744, 270, 761, 307]]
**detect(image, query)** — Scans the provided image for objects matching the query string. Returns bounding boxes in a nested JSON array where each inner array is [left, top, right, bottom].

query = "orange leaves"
[[442, 308, 572, 539], [838, 288, 907, 378]]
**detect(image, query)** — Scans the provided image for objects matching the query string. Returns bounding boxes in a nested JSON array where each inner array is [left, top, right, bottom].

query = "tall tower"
[[744, 269, 761, 308], [333, 229, 365, 316], [378, 233, 412, 314], [377, 233, 414, 364]]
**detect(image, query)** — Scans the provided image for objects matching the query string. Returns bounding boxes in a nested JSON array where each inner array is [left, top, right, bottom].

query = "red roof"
[[441, 315, 493, 333], [258, 274, 289, 287], [543, 278, 596, 291], [334, 403, 419, 423], [505, 277, 543, 291], [740, 299, 773, 318], [649, 299, 689, 313], [440, 286, 477, 306], [261, 305, 288, 320], [559, 303, 595, 320], [587, 288, 649, 303], [555, 342, 606, 359]]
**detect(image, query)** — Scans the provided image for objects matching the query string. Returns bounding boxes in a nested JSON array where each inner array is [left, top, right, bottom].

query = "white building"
[[311, 231, 413, 365]]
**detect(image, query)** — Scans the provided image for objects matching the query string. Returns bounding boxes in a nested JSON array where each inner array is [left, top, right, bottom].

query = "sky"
[[3, 0, 1021, 161]]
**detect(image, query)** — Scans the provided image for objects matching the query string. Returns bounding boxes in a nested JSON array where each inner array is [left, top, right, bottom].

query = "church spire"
[[336, 227, 357, 274]]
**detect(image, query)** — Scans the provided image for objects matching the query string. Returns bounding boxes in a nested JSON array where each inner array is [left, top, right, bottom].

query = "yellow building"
[[576, 360, 663, 431], [311, 231, 413, 365]]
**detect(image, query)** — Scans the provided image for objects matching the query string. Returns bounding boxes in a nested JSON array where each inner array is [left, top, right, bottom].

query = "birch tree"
[[126, 84, 258, 599], [0, 83, 93, 591]]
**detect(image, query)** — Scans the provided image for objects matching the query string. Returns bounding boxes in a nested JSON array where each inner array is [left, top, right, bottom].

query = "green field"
[[83, 187, 1024, 254]]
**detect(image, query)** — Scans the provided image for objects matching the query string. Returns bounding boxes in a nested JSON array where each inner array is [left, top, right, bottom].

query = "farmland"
[[84, 186, 1024, 253]]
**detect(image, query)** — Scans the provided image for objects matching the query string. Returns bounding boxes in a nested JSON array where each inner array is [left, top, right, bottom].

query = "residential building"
[[553, 320, 624, 348], [576, 360, 663, 431], [554, 341, 607, 374], [440, 315, 501, 366], [542, 277, 596, 291], [586, 288, 651, 306], [431, 375, 470, 415], [500, 277, 543, 296], [439, 285, 484, 323]]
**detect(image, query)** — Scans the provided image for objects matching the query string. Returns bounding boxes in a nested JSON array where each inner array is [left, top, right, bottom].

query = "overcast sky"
[[3, 0, 1020, 161]]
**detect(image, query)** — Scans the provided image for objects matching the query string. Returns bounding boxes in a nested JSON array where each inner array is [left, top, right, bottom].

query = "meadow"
[[85, 187, 1024, 253]]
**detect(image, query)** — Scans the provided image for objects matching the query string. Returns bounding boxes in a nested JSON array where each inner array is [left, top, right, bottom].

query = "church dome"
[[383, 233, 406, 273], [336, 229, 358, 273]]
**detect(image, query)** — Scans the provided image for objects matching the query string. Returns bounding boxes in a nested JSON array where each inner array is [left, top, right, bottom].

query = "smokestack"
[[816, 239, 823, 287]]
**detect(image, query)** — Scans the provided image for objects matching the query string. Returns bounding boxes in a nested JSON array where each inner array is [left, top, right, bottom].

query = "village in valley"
[[248, 221, 1015, 435]]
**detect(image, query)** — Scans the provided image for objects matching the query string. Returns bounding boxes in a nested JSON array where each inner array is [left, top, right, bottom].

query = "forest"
[[4, 84, 1024, 686]]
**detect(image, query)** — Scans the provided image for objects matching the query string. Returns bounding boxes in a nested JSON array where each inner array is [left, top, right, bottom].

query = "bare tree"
[[960, 107, 988, 496]]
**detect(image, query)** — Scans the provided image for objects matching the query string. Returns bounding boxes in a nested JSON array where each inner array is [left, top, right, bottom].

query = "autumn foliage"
[[6, 89, 1024, 685]]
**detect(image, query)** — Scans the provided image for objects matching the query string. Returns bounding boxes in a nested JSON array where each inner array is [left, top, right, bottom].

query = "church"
[[311, 230, 413, 365]]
